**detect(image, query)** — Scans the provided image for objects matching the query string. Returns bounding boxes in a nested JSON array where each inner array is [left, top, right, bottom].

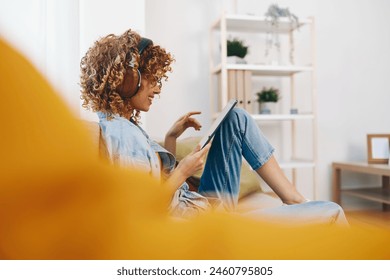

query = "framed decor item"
[[367, 134, 390, 164]]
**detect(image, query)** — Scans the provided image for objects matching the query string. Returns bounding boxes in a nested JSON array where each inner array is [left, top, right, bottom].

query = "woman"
[[80, 29, 347, 224]]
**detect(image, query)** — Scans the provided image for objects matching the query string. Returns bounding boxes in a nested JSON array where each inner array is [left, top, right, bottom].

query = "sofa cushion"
[[175, 137, 263, 199], [236, 191, 282, 213]]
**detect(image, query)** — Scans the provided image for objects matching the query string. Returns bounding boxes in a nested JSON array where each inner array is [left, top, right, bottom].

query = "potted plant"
[[256, 87, 280, 114], [227, 38, 248, 64]]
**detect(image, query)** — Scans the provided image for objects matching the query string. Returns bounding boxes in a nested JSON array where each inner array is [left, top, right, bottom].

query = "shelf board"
[[342, 187, 390, 205], [251, 114, 314, 121], [279, 160, 315, 169], [212, 63, 313, 76], [212, 113, 314, 121], [217, 14, 311, 33]]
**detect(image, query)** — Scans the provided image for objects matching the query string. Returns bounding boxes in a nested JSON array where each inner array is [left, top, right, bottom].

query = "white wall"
[[315, 0, 390, 199], [1, 0, 390, 200], [145, 0, 390, 200]]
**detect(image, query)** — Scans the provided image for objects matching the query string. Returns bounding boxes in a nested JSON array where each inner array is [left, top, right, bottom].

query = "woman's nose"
[[153, 84, 161, 94]]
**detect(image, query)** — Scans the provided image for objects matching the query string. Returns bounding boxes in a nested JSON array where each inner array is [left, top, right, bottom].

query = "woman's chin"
[[140, 106, 151, 112]]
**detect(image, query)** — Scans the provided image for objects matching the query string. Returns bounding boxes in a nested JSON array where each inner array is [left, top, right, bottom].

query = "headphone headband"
[[138, 37, 153, 55]]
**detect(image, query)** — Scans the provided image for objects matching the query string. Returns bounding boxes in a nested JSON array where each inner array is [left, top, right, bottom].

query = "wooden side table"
[[332, 161, 390, 211]]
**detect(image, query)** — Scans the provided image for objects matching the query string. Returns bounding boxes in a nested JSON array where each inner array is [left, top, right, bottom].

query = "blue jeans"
[[199, 108, 274, 210], [198, 108, 348, 226]]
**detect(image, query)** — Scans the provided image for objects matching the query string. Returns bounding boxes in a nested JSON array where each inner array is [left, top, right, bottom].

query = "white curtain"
[[0, 0, 145, 117]]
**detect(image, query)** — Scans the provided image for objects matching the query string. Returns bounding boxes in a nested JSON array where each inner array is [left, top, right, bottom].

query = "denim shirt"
[[97, 112, 211, 217], [97, 112, 176, 179]]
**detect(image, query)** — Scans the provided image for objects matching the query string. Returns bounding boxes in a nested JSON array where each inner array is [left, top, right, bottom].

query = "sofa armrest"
[[82, 120, 109, 159]]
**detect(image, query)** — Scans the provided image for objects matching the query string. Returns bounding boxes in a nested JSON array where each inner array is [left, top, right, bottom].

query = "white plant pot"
[[227, 56, 247, 64], [260, 102, 276, 114]]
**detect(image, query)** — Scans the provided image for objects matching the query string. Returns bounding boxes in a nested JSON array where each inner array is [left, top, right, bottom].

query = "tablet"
[[199, 99, 238, 149]]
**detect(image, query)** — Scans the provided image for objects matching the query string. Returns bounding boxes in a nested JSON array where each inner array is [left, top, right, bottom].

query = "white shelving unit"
[[209, 12, 317, 198], [211, 64, 314, 76]]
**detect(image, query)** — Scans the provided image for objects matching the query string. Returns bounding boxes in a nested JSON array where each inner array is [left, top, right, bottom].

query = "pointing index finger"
[[186, 111, 202, 118]]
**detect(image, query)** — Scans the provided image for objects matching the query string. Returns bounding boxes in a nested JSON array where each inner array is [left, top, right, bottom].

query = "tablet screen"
[[199, 99, 238, 149]]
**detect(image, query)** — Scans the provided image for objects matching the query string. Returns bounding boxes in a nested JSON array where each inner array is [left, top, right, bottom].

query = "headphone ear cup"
[[117, 69, 139, 99]]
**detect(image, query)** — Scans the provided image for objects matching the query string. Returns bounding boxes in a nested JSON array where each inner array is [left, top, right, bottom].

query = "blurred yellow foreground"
[[0, 38, 389, 260]]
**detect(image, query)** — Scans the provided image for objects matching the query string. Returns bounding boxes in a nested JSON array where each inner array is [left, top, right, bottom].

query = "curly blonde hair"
[[80, 29, 174, 121]]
